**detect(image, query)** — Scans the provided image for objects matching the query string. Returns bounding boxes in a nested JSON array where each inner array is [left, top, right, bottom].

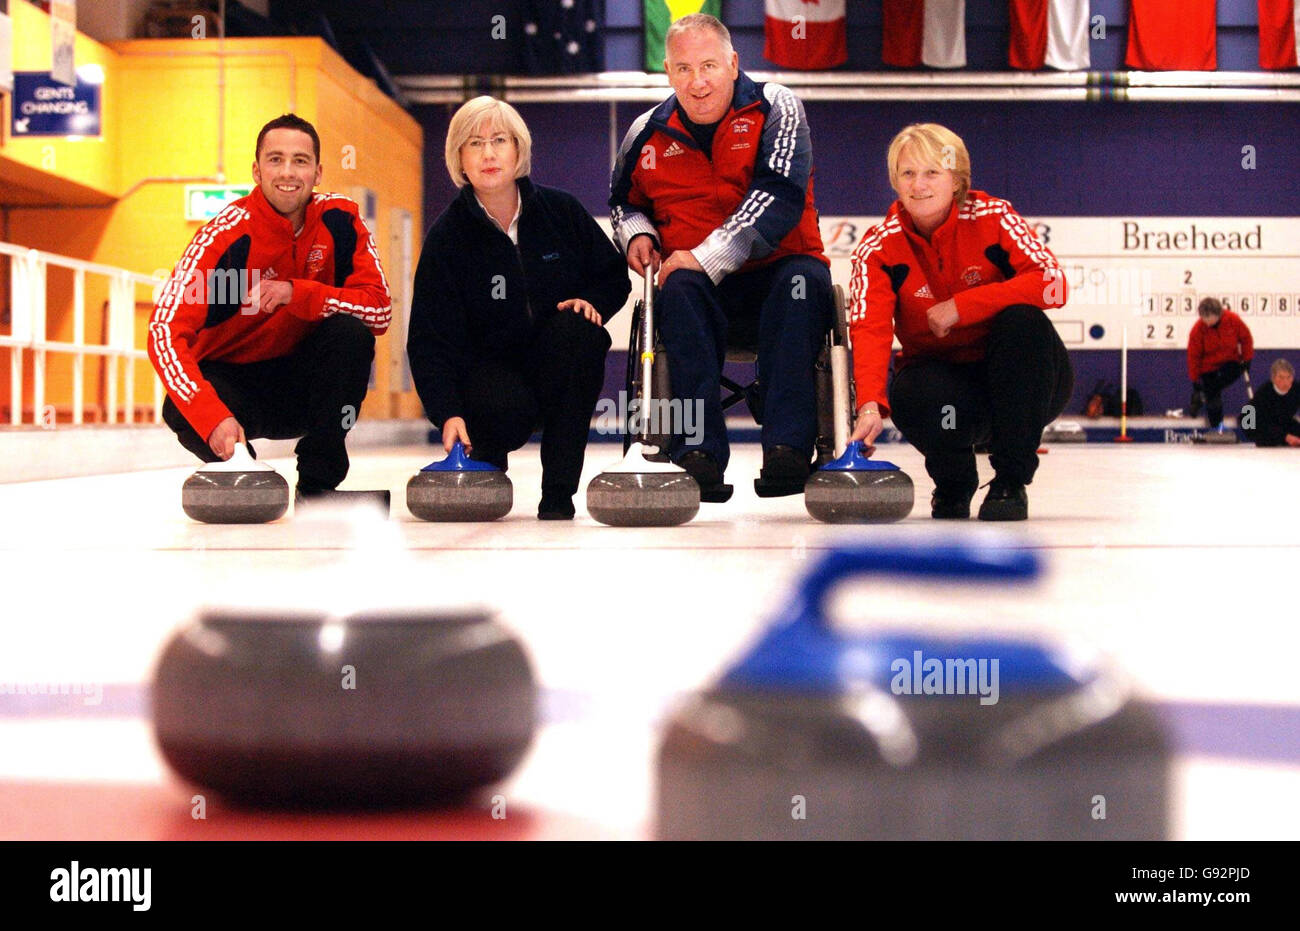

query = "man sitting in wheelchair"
[[609, 13, 832, 502]]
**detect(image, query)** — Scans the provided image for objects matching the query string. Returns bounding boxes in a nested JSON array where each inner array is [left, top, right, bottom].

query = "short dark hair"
[[255, 113, 320, 162], [1197, 297, 1223, 318]]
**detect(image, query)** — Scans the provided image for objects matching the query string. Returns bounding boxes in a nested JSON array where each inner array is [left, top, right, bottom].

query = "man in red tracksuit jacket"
[[608, 13, 832, 501], [149, 114, 391, 497], [1187, 297, 1253, 429]]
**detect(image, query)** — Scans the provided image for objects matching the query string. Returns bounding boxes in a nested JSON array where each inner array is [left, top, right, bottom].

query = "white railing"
[[0, 242, 163, 426]]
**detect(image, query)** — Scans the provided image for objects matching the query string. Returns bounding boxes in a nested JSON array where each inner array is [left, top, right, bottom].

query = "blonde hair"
[[444, 96, 532, 188], [886, 123, 972, 205]]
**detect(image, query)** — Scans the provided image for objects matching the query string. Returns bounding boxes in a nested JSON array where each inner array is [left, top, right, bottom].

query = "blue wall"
[[605, 0, 1277, 74], [411, 1, 1300, 418]]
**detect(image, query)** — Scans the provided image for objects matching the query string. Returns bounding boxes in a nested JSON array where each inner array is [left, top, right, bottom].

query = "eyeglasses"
[[465, 134, 513, 152]]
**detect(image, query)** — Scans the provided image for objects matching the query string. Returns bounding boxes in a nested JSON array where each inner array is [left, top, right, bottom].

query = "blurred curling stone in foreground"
[[154, 502, 535, 807], [657, 541, 1170, 840], [152, 607, 537, 807]]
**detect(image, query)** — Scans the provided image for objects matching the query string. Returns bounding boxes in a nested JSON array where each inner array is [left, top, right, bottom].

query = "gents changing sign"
[[11, 71, 101, 137]]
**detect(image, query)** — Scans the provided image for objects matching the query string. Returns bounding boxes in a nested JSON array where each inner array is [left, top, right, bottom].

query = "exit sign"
[[185, 184, 252, 221]]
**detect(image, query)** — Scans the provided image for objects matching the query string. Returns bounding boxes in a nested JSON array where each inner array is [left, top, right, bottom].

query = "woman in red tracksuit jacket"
[[847, 123, 1073, 521], [1187, 297, 1253, 429]]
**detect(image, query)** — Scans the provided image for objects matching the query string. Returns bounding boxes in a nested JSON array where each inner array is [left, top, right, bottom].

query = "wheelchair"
[[622, 280, 856, 471]]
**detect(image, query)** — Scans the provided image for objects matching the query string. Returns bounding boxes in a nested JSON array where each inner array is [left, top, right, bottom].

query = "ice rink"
[[1, 439, 1297, 839]]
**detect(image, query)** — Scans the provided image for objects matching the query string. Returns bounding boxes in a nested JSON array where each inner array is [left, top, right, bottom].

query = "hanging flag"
[[1008, 0, 1091, 70], [644, 1, 722, 72], [1125, 0, 1217, 71], [521, 0, 606, 75], [1258, 0, 1300, 69], [764, 0, 847, 70], [882, 0, 966, 69]]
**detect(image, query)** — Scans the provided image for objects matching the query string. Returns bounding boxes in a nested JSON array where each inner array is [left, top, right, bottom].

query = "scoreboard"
[[820, 216, 1300, 350]]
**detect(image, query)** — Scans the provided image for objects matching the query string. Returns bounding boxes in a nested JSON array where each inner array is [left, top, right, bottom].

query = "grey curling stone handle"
[[152, 608, 537, 808]]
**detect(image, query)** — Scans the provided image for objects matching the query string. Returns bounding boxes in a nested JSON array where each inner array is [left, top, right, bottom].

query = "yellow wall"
[[0, 2, 118, 201], [2, 3, 423, 425]]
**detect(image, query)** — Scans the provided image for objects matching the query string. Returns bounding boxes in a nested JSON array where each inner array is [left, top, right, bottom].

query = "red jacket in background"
[[1187, 309, 1253, 381], [149, 187, 391, 441], [847, 191, 1066, 416]]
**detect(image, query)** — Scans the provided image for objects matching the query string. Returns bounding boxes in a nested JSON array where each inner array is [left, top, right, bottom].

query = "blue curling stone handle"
[[421, 440, 500, 473], [819, 441, 899, 472], [721, 542, 1088, 694]]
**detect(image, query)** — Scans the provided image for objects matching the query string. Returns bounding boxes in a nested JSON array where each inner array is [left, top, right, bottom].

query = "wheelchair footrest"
[[699, 482, 734, 504], [753, 476, 807, 499]]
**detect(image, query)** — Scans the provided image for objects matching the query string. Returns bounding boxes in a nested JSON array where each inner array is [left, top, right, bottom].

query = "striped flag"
[[764, 0, 847, 70], [644, 0, 722, 72], [1124, 0, 1217, 71], [882, 0, 967, 69], [1008, 0, 1091, 71], [1258, 0, 1300, 69]]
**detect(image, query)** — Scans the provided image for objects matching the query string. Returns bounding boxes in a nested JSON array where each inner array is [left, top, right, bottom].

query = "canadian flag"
[[1125, 0, 1217, 71], [882, 0, 966, 69], [1008, 0, 1091, 70], [1258, 0, 1300, 69], [764, 0, 847, 70]]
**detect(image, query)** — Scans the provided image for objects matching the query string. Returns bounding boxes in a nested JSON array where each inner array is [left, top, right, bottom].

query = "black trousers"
[[889, 305, 1073, 493], [462, 311, 611, 497], [162, 314, 376, 490], [1195, 361, 1244, 428]]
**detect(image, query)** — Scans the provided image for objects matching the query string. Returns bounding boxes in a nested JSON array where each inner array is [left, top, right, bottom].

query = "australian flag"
[[519, 0, 606, 74]]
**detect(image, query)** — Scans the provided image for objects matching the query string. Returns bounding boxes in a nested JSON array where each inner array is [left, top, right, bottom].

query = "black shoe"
[[538, 492, 575, 520], [931, 486, 974, 520], [678, 450, 733, 503], [295, 485, 391, 513], [754, 445, 810, 498], [1188, 388, 1205, 418], [977, 477, 1028, 521]]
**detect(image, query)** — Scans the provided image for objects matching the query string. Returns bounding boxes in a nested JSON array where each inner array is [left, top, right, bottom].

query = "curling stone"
[[1041, 421, 1087, 443], [657, 542, 1170, 840], [1196, 425, 1239, 444], [182, 442, 289, 524], [585, 442, 700, 527], [152, 607, 537, 807], [804, 442, 914, 523], [407, 441, 512, 522]]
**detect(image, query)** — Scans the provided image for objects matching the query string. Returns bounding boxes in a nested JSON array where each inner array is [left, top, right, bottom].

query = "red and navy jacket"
[[1187, 309, 1253, 380], [608, 71, 827, 284], [149, 186, 391, 441], [847, 191, 1066, 416]]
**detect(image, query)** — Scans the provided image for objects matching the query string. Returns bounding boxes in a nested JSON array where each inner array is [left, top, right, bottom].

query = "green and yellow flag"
[[644, 1, 723, 72]]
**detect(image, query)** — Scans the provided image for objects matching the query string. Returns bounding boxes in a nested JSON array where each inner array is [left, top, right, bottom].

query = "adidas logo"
[[663, 141, 684, 158], [914, 284, 933, 299]]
